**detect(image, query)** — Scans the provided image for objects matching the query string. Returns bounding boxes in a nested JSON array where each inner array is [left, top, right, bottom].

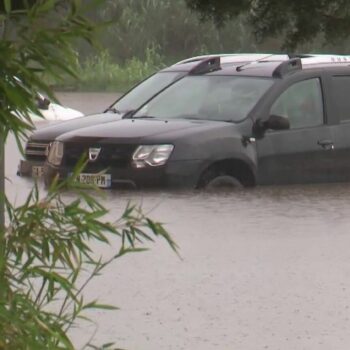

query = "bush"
[[54, 47, 165, 92], [1, 176, 177, 349]]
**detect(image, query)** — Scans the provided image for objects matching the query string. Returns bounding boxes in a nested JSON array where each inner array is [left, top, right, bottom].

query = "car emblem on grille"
[[88, 147, 101, 162]]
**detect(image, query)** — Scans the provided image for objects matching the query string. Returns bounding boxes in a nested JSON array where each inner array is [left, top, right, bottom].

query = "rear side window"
[[270, 78, 324, 129], [331, 76, 350, 122]]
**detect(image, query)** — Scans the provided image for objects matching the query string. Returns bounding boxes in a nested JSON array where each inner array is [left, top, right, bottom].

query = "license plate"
[[32, 165, 44, 177], [78, 173, 112, 188]]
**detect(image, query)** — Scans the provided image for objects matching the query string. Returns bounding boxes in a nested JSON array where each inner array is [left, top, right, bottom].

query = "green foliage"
[[1, 178, 176, 349], [0, 1, 177, 348], [51, 0, 258, 92], [45, 0, 350, 93], [66, 47, 166, 91], [0, 0, 37, 12], [93, 0, 256, 63], [185, 0, 350, 50], [0, 0, 95, 142]]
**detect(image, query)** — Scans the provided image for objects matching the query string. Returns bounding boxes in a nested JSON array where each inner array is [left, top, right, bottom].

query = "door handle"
[[317, 139, 334, 150]]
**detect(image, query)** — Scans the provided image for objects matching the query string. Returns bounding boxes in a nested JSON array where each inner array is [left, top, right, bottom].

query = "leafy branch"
[[2, 174, 177, 349], [0, 1, 177, 349]]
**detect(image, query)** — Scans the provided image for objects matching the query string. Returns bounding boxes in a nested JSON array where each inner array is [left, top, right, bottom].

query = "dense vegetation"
[[96, 0, 256, 62], [61, 0, 350, 92], [186, 0, 350, 50], [58, 0, 258, 91]]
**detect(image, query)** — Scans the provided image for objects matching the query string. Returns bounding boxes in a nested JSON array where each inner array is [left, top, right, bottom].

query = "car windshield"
[[110, 72, 181, 113], [133, 75, 273, 122]]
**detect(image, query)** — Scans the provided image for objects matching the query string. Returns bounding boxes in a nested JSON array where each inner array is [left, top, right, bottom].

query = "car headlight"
[[47, 141, 64, 166], [132, 144, 174, 168]]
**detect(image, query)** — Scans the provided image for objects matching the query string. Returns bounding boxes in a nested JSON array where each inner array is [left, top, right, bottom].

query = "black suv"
[[44, 55, 350, 189], [20, 54, 288, 177]]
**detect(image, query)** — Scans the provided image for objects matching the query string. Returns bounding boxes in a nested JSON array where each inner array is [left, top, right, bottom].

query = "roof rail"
[[301, 55, 350, 65], [189, 56, 221, 75], [288, 54, 314, 59], [273, 58, 302, 78], [175, 53, 290, 66], [176, 53, 350, 66]]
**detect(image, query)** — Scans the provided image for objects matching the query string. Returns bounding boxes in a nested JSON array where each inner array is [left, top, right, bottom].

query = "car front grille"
[[25, 142, 50, 161], [64, 143, 137, 170]]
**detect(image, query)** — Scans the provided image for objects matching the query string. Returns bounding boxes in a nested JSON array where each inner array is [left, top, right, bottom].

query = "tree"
[[0, 1, 176, 348], [185, 0, 350, 50]]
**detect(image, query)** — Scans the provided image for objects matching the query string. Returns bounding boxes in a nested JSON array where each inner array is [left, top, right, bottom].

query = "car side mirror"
[[265, 114, 290, 131], [253, 115, 290, 139]]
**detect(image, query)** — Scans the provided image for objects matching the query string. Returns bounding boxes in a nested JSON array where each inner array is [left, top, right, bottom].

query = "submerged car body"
[[44, 55, 350, 189], [19, 53, 296, 177]]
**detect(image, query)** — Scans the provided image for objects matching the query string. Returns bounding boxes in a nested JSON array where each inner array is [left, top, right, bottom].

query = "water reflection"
[[96, 182, 350, 226]]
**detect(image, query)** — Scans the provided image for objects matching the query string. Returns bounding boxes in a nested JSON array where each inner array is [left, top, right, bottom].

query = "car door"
[[327, 74, 350, 182], [256, 77, 335, 185]]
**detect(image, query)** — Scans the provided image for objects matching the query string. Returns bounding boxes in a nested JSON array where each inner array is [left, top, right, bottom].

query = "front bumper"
[[44, 159, 204, 189]]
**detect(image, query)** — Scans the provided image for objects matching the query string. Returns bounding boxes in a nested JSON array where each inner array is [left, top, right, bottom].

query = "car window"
[[270, 78, 324, 129], [134, 75, 273, 122], [331, 76, 350, 122], [111, 72, 181, 113]]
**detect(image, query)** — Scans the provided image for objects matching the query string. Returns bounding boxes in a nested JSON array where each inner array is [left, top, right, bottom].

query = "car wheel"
[[197, 170, 243, 190]]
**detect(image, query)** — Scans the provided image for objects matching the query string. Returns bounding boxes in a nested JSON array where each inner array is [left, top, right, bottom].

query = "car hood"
[[57, 118, 230, 144], [31, 112, 122, 141]]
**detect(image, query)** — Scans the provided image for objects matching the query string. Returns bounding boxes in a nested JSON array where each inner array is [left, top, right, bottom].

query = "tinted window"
[[270, 78, 324, 129], [112, 72, 181, 113], [332, 76, 350, 122], [134, 75, 273, 122]]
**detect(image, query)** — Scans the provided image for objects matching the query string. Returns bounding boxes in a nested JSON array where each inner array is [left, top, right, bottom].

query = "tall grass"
[[80, 47, 165, 91], [51, 0, 259, 91], [97, 0, 256, 63], [54, 47, 166, 92], [52, 0, 350, 91]]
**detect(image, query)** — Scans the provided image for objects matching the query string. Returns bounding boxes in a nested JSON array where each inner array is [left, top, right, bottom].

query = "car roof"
[[174, 53, 293, 65], [161, 53, 296, 73], [166, 54, 350, 78]]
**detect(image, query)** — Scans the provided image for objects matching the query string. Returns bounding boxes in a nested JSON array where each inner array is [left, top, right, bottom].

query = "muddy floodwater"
[[5, 93, 350, 350]]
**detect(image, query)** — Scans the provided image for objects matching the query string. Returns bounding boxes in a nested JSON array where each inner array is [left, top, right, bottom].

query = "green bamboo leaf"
[[4, 0, 11, 13], [100, 343, 117, 349], [0, 3, 179, 347], [82, 300, 119, 311], [36, 0, 55, 13], [114, 247, 149, 259]]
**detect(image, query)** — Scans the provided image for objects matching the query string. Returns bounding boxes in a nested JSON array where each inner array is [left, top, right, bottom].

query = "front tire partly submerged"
[[196, 169, 243, 190]]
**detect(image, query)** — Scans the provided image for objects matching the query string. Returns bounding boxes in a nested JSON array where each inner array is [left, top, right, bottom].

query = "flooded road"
[[5, 93, 350, 350]]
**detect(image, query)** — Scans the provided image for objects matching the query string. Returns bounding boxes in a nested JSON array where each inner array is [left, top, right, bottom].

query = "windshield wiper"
[[180, 115, 235, 123], [121, 110, 136, 119], [124, 115, 156, 120], [104, 107, 122, 114]]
